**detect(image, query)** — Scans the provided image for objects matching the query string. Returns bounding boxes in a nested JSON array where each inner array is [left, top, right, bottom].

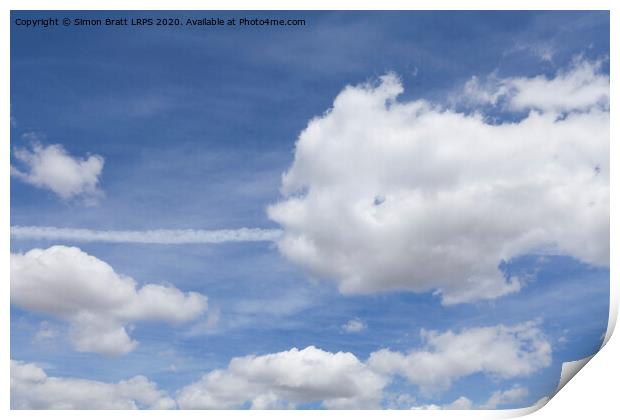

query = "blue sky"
[[10, 11, 609, 409]]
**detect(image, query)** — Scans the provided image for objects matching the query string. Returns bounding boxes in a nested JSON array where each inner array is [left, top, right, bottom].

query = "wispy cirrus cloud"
[[11, 225, 282, 244]]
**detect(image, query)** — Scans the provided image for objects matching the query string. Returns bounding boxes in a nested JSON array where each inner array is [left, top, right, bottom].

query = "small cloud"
[[480, 385, 529, 409], [185, 306, 224, 337], [342, 319, 366, 333], [504, 41, 556, 63], [445, 396, 474, 410], [456, 57, 608, 113], [10, 106, 17, 127], [11, 245, 208, 356], [157, 349, 176, 358], [11, 142, 105, 205], [33, 321, 59, 342], [205, 307, 221, 329], [384, 392, 416, 409], [558, 329, 570, 344], [20, 132, 44, 142], [540, 50, 554, 63], [412, 386, 528, 410]]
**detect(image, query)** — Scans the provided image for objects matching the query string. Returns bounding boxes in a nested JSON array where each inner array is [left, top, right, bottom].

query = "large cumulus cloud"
[[268, 60, 608, 304]]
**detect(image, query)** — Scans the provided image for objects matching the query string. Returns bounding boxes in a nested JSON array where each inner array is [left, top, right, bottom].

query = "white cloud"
[[11, 225, 281, 244], [384, 392, 417, 409], [479, 385, 529, 409], [33, 321, 59, 342], [177, 322, 549, 409], [368, 322, 551, 394], [11, 142, 104, 203], [268, 62, 609, 304], [11, 360, 175, 409], [412, 396, 474, 410], [176, 346, 387, 409], [412, 386, 529, 410], [11, 245, 208, 356], [445, 396, 474, 409], [461, 74, 510, 107], [411, 403, 443, 410], [504, 41, 556, 63], [508, 59, 608, 112], [342, 318, 366, 333], [461, 58, 609, 113]]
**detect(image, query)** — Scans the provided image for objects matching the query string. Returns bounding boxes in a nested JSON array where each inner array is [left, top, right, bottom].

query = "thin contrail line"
[[10, 225, 282, 244]]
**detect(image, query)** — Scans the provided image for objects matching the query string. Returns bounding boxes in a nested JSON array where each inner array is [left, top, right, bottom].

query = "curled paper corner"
[[506, 319, 616, 418], [493, 396, 551, 418], [553, 355, 595, 396], [496, 351, 605, 418], [549, 312, 618, 399], [602, 297, 618, 347]]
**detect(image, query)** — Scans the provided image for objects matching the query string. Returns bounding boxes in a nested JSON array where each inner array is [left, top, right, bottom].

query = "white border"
[[2, 1, 617, 419]]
